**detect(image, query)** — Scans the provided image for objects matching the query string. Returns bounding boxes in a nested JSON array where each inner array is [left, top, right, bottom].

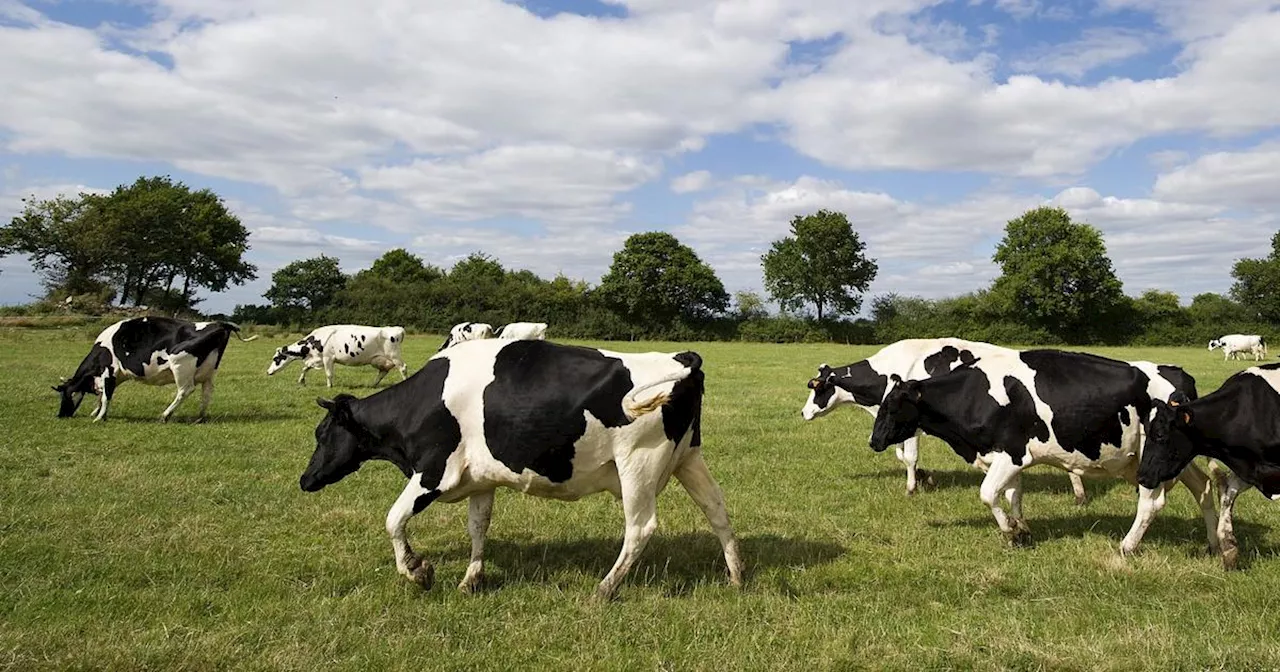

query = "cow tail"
[[623, 352, 703, 420], [221, 321, 260, 342]]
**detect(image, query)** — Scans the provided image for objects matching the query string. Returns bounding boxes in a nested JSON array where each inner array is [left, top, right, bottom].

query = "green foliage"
[[733, 290, 768, 321], [264, 255, 348, 314], [1231, 231, 1280, 322], [360, 248, 443, 285], [1, 194, 114, 295], [991, 206, 1125, 343], [597, 232, 729, 332], [761, 209, 878, 321]]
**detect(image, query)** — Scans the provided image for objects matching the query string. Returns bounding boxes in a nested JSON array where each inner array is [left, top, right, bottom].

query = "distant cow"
[[299, 338, 743, 599], [437, 322, 493, 351], [801, 338, 1087, 501], [869, 349, 1219, 555], [54, 316, 257, 422], [1138, 362, 1280, 570], [267, 325, 408, 388], [494, 322, 548, 340], [1209, 334, 1267, 361]]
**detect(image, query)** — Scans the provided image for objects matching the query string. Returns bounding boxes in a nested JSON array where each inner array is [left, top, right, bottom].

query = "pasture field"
[[4, 329, 1280, 671]]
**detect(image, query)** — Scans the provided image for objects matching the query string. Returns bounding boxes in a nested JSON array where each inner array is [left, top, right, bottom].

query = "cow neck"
[[346, 386, 418, 477], [830, 364, 883, 407], [915, 378, 984, 463]]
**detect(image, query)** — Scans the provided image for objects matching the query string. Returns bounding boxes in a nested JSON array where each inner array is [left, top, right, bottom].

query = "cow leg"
[[978, 453, 1030, 546], [397, 360, 408, 382], [1120, 484, 1170, 557], [297, 363, 311, 385], [673, 451, 745, 588], [196, 379, 215, 423], [1004, 471, 1024, 521], [371, 367, 389, 387], [1216, 468, 1251, 571], [161, 359, 196, 422], [458, 490, 495, 593], [1176, 462, 1221, 556], [898, 435, 930, 495], [385, 477, 438, 589], [92, 373, 115, 422], [1069, 473, 1088, 506], [323, 358, 335, 388], [596, 472, 659, 601]]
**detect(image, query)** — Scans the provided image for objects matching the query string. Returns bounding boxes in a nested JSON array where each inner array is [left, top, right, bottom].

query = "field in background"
[[3, 330, 1280, 670]]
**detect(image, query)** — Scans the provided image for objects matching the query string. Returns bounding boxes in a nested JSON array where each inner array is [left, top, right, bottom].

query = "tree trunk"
[[165, 271, 177, 294], [182, 276, 191, 301], [816, 300, 824, 322], [120, 268, 133, 306]]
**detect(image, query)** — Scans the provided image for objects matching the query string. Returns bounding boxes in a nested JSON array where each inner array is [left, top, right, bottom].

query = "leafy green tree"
[[597, 232, 729, 326], [264, 255, 348, 313], [761, 209, 878, 321], [990, 206, 1125, 341], [733, 290, 768, 320], [0, 194, 114, 295], [94, 176, 256, 306], [449, 252, 506, 285], [361, 248, 442, 285], [1230, 231, 1280, 322]]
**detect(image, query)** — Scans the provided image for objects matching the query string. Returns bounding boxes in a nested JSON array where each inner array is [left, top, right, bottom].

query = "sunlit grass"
[[2, 330, 1280, 670]]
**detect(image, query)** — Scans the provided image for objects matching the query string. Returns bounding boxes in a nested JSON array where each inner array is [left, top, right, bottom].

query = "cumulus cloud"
[[1152, 142, 1280, 208], [1011, 27, 1155, 79], [670, 170, 713, 194]]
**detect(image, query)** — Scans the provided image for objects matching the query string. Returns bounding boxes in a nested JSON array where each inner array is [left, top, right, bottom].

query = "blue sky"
[[2, 0, 1279, 313]]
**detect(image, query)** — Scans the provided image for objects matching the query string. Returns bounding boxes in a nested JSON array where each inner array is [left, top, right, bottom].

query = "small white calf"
[[1209, 334, 1267, 361], [268, 325, 408, 388], [494, 322, 548, 340]]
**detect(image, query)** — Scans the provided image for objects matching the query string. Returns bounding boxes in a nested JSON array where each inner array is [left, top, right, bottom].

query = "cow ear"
[[316, 397, 336, 411], [807, 378, 820, 390], [890, 373, 903, 384], [1178, 408, 1194, 426], [1169, 391, 1191, 406], [52, 385, 64, 393]]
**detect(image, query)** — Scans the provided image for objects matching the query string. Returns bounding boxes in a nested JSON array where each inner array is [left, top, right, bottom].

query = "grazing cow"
[[1137, 362, 1280, 570], [437, 322, 494, 351], [267, 325, 408, 388], [1208, 334, 1267, 361], [299, 338, 744, 599], [868, 349, 1218, 555], [54, 316, 257, 422], [494, 321, 548, 340], [801, 338, 1088, 501]]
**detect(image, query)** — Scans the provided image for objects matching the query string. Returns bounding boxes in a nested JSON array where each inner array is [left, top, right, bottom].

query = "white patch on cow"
[[497, 322, 548, 340], [1245, 365, 1280, 390]]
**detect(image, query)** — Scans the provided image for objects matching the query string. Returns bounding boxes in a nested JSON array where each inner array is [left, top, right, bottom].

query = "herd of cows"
[[47, 316, 1280, 599]]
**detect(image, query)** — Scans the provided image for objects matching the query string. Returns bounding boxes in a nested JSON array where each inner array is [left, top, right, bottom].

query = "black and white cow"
[[868, 349, 1218, 555], [299, 338, 744, 599], [54, 316, 257, 422], [1208, 334, 1267, 361], [1138, 362, 1280, 570], [801, 338, 1088, 500], [437, 322, 493, 351], [267, 325, 408, 387], [494, 321, 548, 340]]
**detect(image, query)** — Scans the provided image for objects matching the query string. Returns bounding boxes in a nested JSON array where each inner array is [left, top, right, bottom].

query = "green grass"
[[3, 332, 1280, 671]]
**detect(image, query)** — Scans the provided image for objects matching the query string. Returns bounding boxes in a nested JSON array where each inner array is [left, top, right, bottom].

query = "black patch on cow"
[[57, 343, 113, 416], [169, 324, 234, 369], [412, 490, 440, 514], [822, 359, 889, 408], [1019, 350, 1150, 461], [483, 340, 635, 482], [922, 346, 978, 377], [343, 343, 351, 356], [155, 356, 167, 367], [1156, 365, 1198, 401], [662, 352, 704, 447], [1118, 407, 1130, 425], [493, 324, 506, 337]]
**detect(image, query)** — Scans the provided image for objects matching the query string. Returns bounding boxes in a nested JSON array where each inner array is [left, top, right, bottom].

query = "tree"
[[448, 252, 506, 285], [361, 248, 442, 285], [761, 209, 878, 321], [264, 255, 348, 313], [93, 176, 256, 306], [990, 206, 1125, 341], [597, 232, 729, 327], [0, 194, 114, 296], [1230, 231, 1280, 322], [733, 290, 768, 320]]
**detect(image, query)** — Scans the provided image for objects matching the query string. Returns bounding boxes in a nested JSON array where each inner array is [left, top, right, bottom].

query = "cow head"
[[437, 322, 494, 352], [52, 376, 90, 418], [300, 395, 374, 491], [1137, 392, 1198, 489], [267, 339, 313, 375], [869, 375, 923, 452], [1208, 339, 1223, 351], [801, 364, 853, 420]]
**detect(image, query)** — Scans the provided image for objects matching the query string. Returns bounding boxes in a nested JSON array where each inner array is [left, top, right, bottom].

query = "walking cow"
[[267, 325, 408, 388], [53, 316, 257, 422], [298, 338, 744, 599], [868, 349, 1219, 555], [1208, 334, 1267, 361]]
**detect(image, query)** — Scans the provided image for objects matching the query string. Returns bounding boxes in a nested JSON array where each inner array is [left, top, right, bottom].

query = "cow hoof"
[[1222, 547, 1240, 571], [1008, 526, 1034, 548], [1075, 495, 1088, 507], [458, 574, 483, 594], [195, 416, 207, 425], [160, 415, 170, 423], [410, 563, 435, 589], [919, 470, 936, 489], [593, 585, 619, 603]]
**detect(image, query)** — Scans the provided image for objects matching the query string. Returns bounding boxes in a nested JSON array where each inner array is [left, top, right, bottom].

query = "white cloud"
[[1011, 27, 1155, 79], [670, 170, 714, 194], [1152, 142, 1280, 208]]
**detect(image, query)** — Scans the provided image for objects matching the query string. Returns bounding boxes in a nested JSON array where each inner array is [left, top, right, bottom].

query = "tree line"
[[3, 175, 1278, 345]]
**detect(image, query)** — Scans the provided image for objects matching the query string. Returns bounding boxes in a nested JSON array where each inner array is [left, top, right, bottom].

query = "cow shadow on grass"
[[438, 532, 846, 595], [76, 411, 299, 424], [927, 513, 1277, 560], [847, 468, 1128, 500]]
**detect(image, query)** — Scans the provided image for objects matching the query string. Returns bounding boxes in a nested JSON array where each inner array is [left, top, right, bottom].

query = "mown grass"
[[3, 331, 1280, 671]]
